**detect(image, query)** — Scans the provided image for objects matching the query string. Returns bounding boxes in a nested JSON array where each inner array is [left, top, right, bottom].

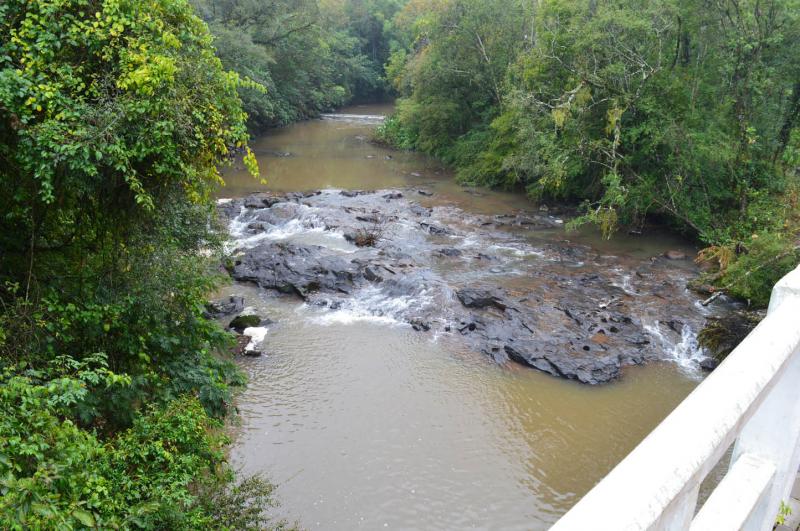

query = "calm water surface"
[[220, 104, 707, 530]]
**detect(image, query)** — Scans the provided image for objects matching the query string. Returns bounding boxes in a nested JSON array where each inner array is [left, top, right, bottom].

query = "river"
[[217, 103, 723, 530]]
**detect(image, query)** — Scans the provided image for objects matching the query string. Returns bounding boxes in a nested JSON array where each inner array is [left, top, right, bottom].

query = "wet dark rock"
[[409, 319, 431, 332], [363, 266, 384, 283], [244, 349, 263, 357], [232, 242, 361, 298], [356, 214, 381, 223], [232, 335, 250, 356], [456, 288, 508, 311], [663, 320, 685, 334], [700, 358, 719, 371], [492, 212, 562, 229], [417, 189, 434, 196], [409, 204, 432, 217], [382, 192, 403, 200], [504, 341, 621, 384], [340, 190, 373, 198], [229, 314, 271, 333], [204, 296, 245, 319], [437, 248, 463, 257], [419, 222, 451, 235], [244, 195, 271, 209], [283, 192, 305, 202]]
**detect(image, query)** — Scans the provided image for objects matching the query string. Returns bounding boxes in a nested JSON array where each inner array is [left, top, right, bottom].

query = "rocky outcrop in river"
[[219, 190, 728, 384]]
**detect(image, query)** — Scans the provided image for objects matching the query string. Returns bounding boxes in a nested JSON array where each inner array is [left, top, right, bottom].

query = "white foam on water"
[[227, 204, 355, 253], [644, 320, 708, 373], [243, 326, 269, 351], [320, 113, 385, 124], [610, 270, 636, 295], [487, 243, 546, 258], [307, 286, 432, 327]]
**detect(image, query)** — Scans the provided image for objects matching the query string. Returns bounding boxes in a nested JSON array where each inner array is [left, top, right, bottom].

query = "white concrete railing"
[[551, 264, 800, 531]]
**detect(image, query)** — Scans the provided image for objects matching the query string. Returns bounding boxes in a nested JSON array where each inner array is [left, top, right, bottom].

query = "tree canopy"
[[380, 0, 800, 305], [0, 0, 279, 528]]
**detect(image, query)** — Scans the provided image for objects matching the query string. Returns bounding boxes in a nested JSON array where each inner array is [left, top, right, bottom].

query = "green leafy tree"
[[0, 0, 284, 528], [383, 0, 800, 305]]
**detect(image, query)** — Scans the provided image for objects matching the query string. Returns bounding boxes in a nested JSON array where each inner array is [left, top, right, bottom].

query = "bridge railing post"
[[731, 267, 800, 531]]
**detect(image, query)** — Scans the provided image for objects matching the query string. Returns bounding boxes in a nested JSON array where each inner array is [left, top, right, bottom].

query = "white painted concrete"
[[550, 264, 800, 531]]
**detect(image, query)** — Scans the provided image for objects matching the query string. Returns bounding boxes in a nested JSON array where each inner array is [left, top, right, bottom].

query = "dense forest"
[[379, 0, 800, 306], [191, 0, 405, 130], [1, 0, 799, 528]]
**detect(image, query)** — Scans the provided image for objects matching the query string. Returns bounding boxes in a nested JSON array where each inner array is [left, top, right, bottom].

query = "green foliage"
[[0, 369, 284, 530], [0, 0, 276, 528], [193, 0, 404, 131], [196, 474, 299, 531], [384, 0, 800, 305], [375, 113, 415, 149], [777, 500, 793, 526], [698, 310, 764, 361], [720, 232, 800, 306]]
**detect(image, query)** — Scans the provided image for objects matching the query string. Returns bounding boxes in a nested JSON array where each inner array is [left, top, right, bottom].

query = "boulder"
[[204, 296, 245, 319], [456, 288, 508, 311], [504, 341, 621, 385], [229, 314, 269, 333], [232, 242, 362, 298]]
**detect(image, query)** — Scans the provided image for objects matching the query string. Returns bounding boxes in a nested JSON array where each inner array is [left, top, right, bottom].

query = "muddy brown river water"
[[218, 104, 723, 530]]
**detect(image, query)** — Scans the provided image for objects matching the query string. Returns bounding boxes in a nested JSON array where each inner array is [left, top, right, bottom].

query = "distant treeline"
[[378, 0, 800, 306], [192, 0, 407, 130]]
